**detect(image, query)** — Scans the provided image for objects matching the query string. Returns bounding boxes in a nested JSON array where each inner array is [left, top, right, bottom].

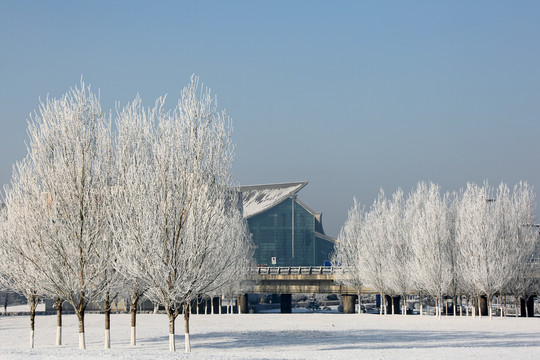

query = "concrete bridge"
[[246, 265, 539, 315], [250, 266, 411, 314], [251, 266, 362, 313], [252, 266, 367, 295]]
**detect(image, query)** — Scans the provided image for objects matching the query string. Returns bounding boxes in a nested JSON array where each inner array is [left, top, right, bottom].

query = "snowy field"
[[0, 311, 539, 359]]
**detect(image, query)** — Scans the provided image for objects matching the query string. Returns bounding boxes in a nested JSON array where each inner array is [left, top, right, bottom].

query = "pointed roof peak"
[[239, 181, 308, 218]]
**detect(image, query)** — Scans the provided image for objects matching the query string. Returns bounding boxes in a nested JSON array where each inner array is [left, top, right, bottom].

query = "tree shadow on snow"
[[166, 329, 540, 352]]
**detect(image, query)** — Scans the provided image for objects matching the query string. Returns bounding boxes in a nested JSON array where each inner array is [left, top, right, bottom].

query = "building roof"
[[239, 181, 308, 219]]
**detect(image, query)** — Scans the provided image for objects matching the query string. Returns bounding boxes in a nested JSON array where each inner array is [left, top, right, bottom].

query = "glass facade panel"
[[293, 202, 315, 265], [247, 198, 334, 266], [249, 199, 292, 266], [315, 235, 335, 265]]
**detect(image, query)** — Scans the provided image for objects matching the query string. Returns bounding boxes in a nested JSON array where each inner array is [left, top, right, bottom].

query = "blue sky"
[[1, 1, 540, 236]]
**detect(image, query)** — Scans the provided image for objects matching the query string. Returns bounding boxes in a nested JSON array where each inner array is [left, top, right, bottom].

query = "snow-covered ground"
[[0, 312, 538, 359]]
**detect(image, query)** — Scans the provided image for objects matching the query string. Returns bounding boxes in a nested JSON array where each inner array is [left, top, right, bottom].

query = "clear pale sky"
[[1, 1, 540, 237]]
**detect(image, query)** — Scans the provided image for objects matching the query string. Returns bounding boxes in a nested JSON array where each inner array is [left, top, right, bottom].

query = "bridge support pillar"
[[520, 296, 535, 317], [205, 298, 212, 314], [479, 295, 488, 316], [527, 296, 535, 317], [210, 297, 216, 314], [342, 294, 356, 314], [380, 295, 401, 315], [280, 294, 292, 313], [198, 299, 205, 314], [385, 295, 392, 314], [388, 296, 401, 315], [240, 294, 248, 314]]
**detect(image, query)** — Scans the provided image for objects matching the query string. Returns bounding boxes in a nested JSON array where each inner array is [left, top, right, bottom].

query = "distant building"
[[240, 181, 335, 266]]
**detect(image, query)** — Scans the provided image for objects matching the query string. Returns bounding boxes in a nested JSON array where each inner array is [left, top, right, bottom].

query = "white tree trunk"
[[402, 296, 406, 316], [78, 312, 86, 350], [169, 334, 175, 352], [184, 304, 191, 353], [478, 297, 482, 319], [79, 332, 86, 350], [168, 309, 176, 352], [29, 299, 37, 349], [130, 297, 138, 346], [56, 326, 62, 346], [104, 329, 110, 349], [104, 294, 111, 349], [185, 333, 190, 352], [55, 299, 62, 346], [131, 327, 136, 346]]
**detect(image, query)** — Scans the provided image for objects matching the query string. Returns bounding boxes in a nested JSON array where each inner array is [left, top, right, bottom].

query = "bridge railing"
[[255, 261, 539, 277], [255, 266, 336, 275]]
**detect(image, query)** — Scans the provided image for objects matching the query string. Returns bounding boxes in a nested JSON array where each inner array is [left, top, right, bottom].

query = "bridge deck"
[[252, 267, 373, 295], [251, 266, 540, 295]]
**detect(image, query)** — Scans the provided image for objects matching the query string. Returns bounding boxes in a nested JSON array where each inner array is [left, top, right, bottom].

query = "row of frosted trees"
[[333, 181, 539, 319], [0, 77, 254, 352]]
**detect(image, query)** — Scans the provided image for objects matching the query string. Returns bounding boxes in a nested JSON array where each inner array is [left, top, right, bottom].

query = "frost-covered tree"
[[332, 198, 365, 310], [445, 193, 462, 316], [359, 191, 391, 314], [110, 94, 154, 347], [1, 157, 71, 346], [496, 182, 537, 316], [456, 182, 537, 319], [112, 76, 252, 352], [0, 175, 44, 348], [203, 209, 254, 313], [3, 81, 114, 349], [101, 234, 121, 350], [456, 183, 496, 318], [384, 189, 412, 315], [334, 191, 408, 315], [406, 182, 453, 319], [338, 180, 537, 319], [336, 191, 407, 315]]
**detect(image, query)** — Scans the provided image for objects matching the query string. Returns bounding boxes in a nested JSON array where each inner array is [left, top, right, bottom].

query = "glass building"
[[240, 182, 335, 266]]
